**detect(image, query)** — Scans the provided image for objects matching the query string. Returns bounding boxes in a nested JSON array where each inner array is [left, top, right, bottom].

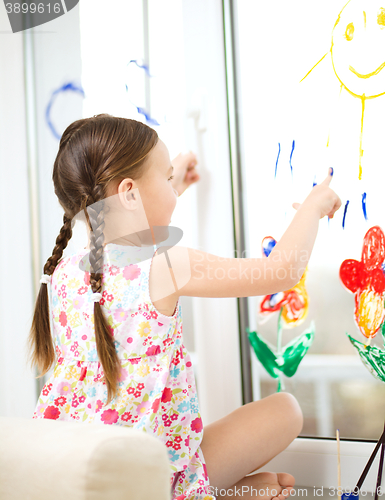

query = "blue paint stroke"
[[136, 106, 160, 126], [362, 192, 368, 220], [124, 85, 160, 126], [126, 60, 160, 126], [275, 143, 281, 178], [269, 292, 284, 307], [313, 175, 317, 187], [128, 59, 153, 78], [289, 140, 295, 177], [45, 82, 85, 140], [342, 200, 349, 229], [330, 167, 333, 176], [262, 237, 276, 257]]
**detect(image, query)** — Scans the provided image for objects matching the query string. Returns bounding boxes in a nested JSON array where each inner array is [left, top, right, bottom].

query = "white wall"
[[0, 5, 36, 417], [0, 1, 83, 417], [32, 7, 83, 261]]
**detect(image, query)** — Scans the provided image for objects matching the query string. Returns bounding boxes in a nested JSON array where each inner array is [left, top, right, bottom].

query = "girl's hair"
[[28, 114, 159, 404]]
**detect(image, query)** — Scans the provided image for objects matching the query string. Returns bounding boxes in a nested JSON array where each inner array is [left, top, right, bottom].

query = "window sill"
[[258, 437, 381, 492]]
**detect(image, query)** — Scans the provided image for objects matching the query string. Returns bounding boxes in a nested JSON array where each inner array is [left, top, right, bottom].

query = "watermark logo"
[[75, 190, 192, 303], [4, 0, 79, 33]]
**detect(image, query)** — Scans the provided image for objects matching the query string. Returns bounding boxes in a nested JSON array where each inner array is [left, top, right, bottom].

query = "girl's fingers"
[[330, 195, 341, 213], [334, 196, 342, 213], [320, 167, 333, 186], [327, 196, 342, 218], [292, 202, 301, 210]]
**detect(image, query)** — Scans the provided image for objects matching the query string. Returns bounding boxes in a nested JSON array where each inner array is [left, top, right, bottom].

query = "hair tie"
[[40, 274, 51, 285], [90, 292, 102, 303]]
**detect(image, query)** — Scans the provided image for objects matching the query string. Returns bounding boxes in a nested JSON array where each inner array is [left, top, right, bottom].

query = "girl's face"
[[135, 139, 178, 228], [101, 138, 178, 247]]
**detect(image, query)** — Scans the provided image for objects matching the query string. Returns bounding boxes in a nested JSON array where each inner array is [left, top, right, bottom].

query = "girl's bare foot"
[[215, 471, 295, 499], [252, 472, 295, 499]]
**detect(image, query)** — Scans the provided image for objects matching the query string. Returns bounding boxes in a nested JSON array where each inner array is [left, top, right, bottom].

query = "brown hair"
[[28, 114, 158, 404]]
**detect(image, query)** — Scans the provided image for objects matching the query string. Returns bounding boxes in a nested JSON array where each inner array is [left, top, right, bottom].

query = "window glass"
[[235, 0, 385, 439]]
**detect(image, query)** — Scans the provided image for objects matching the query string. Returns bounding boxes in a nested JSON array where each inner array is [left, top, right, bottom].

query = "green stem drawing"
[[277, 309, 285, 392], [247, 319, 315, 394]]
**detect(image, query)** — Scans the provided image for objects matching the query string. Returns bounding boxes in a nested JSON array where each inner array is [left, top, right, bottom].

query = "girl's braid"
[[87, 184, 105, 292], [86, 184, 121, 404], [28, 213, 73, 377], [43, 214, 73, 275]]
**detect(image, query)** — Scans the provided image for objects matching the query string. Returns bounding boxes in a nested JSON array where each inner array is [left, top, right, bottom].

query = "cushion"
[[0, 416, 171, 500]]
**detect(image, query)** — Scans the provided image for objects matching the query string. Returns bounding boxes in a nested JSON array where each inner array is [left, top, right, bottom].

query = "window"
[[231, 0, 385, 441], [224, 0, 385, 489]]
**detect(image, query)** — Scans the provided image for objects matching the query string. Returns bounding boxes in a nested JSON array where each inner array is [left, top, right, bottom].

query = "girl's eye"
[[168, 175, 174, 181]]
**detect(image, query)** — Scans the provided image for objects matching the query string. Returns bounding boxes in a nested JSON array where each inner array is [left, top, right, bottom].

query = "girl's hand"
[[292, 167, 342, 219], [171, 151, 200, 196]]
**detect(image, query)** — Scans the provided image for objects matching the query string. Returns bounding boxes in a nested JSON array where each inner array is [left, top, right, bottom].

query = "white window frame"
[[186, 0, 384, 491]]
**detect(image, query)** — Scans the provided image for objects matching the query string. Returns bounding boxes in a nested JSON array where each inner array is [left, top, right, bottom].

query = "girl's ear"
[[117, 189, 139, 210], [117, 179, 138, 210], [124, 190, 138, 210]]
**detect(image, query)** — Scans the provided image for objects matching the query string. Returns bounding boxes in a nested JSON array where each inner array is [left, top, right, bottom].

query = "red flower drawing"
[[340, 225, 385, 339]]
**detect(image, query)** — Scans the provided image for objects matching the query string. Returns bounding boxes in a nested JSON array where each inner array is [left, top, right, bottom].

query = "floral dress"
[[32, 243, 215, 500]]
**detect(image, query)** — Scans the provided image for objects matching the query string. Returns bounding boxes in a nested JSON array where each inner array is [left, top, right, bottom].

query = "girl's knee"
[[270, 392, 303, 436]]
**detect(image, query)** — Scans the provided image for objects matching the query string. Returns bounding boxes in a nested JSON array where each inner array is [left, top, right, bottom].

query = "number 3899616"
[[5, 3, 62, 14]]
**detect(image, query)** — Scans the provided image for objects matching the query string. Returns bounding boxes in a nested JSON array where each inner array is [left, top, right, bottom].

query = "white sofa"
[[0, 416, 171, 500]]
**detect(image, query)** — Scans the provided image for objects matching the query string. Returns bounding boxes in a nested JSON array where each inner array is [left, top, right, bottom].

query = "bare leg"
[[200, 393, 303, 498]]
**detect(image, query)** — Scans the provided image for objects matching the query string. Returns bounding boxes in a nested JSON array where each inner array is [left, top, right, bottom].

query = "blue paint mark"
[[341, 494, 359, 500], [269, 293, 279, 306], [330, 167, 333, 176], [45, 82, 85, 140], [313, 175, 317, 187], [128, 59, 153, 78], [289, 140, 295, 177], [269, 292, 284, 307], [362, 192, 368, 220], [275, 143, 281, 178], [135, 106, 160, 126], [262, 237, 276, 257], [342, 200, 349, 229], [126, 60, 160, 126]]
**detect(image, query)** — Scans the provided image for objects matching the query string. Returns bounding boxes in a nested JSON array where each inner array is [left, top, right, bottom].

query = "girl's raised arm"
[[152, 168, 341, 300]]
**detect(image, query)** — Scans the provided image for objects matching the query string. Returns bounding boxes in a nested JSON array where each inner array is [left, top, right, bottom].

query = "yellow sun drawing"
[[302, 0, 385, 180]]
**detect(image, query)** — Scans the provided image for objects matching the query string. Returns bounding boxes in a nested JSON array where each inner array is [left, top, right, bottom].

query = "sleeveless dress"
[[32, 243, 216, 500]]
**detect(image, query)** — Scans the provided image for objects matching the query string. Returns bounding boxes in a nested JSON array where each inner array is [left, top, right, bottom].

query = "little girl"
[[29, 114, 341, 500]]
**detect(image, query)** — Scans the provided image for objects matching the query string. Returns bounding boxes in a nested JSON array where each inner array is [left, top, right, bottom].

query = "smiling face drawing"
[[331, 0, 385, 98]]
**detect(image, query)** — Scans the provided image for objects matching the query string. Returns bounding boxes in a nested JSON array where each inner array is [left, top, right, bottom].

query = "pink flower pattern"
[[32, 244, 212, 500]]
